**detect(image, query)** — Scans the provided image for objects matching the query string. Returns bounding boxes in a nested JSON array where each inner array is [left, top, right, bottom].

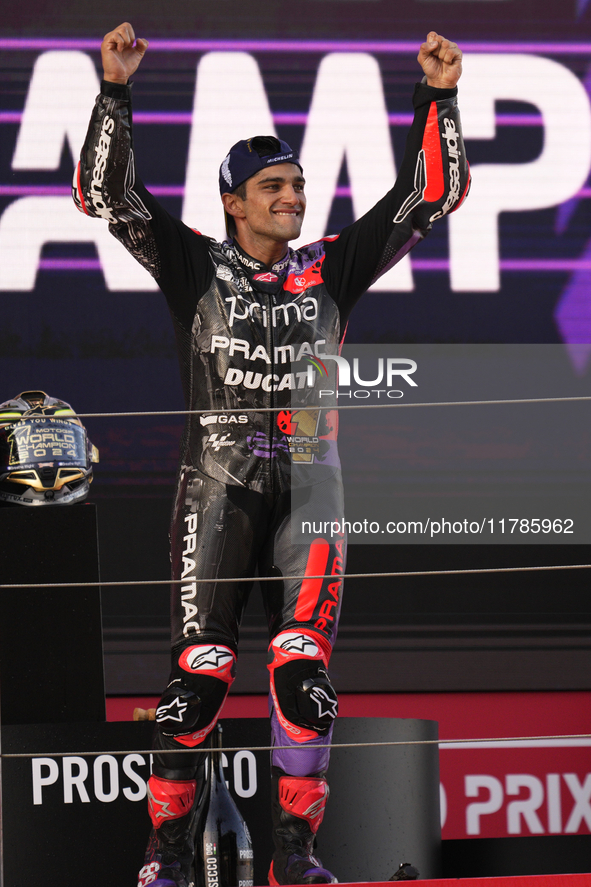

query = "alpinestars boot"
[[268, 768, 337, 885], [137, 776, 197, 887]]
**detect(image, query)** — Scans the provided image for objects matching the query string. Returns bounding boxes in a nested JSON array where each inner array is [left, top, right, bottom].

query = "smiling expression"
[[224, 163, 306, 245]]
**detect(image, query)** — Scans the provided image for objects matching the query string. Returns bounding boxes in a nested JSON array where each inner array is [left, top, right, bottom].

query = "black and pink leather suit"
[[74, 76, 470, 779]]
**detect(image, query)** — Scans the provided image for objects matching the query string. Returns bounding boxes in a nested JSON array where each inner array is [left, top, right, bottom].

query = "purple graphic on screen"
[[554, 61, 591, 371], [578, 0, 590, 17], [2, 34, 591, 363], [2, 38, 591, 54], [554, 242, 591, 373], [555, 64, 591, 235], [0, 110, 543, 128]]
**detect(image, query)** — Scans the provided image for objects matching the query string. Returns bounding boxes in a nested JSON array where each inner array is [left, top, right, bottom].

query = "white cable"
[[73, 394, 591, 419], [1, 561, 589, 591], [3, 733, 591, 760]]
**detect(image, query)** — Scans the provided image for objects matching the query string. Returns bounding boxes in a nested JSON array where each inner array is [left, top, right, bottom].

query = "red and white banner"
[[440, 738, 591, 839]]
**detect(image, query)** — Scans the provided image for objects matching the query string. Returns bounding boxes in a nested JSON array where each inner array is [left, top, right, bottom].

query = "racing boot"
[[268, 768, 337, 885], [137, 775, 198, 887]]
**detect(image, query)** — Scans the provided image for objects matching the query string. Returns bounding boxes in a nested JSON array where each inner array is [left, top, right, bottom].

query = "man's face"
[[236, 163, 306, 243]]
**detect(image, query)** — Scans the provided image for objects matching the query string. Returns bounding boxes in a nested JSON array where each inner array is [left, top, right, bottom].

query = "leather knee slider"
[[156, 643, 236, 747], [155, 687, 202, 738], [268, 631, 338, 742], [147, 774, 196, 829]]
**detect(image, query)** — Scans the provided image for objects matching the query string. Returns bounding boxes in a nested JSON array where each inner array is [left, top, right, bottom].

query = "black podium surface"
[[0, 504, 105, 724], [0, 717, 440, 885]]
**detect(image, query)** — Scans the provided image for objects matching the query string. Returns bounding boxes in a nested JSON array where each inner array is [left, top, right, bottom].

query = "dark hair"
[[232, 136, 282, 200], [250, 135, 282, 157], [226, 136, 283, 236]]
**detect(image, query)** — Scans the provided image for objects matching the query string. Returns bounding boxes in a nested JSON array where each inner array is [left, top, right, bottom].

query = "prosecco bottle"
[[199, 723, 254, 887]]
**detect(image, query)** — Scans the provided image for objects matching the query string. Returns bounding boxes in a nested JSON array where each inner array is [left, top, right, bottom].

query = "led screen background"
[[1, 0, 591, 490], [2, 2, 591, 720]]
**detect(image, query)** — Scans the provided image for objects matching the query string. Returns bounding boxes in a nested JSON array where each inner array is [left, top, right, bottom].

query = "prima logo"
[[224, 294, 318, 328]]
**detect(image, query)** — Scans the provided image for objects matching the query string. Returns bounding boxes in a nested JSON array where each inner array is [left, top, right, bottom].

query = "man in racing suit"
[[75, 23, 469, 887]]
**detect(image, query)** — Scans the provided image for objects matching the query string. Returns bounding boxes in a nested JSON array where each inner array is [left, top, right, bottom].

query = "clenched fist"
[[102, 22, 149, 85], [418, 33, 463, 89]]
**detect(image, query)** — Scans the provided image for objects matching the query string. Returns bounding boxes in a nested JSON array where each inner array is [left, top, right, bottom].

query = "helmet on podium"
[[0, 390, 99, 506]]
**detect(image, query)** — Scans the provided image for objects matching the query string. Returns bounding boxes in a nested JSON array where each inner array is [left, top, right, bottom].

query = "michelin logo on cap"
[[267, 153, 294, 164]]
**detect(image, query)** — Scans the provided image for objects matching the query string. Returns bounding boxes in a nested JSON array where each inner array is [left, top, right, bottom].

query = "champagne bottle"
[[200, 723, 254, 887]]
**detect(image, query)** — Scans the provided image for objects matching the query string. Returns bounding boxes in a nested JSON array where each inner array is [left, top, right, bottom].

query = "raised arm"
[[72, 23, 212, 329], [322, 33, 470, 324], [72, 23, 158, 271]]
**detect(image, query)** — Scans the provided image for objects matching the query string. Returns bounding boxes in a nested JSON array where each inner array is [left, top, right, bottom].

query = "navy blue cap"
[[219, 136, 302, 196]]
